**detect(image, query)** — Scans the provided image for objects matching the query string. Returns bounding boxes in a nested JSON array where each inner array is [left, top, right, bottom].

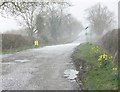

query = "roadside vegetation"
[[0, 1, 83, 51], [71, 3, 118, 90], [2, 45, 34, 54], [101, 29, 118, 62], [0, 1, 83, 55], [72, 42, 118, 90], [2, 34, 35, 54]]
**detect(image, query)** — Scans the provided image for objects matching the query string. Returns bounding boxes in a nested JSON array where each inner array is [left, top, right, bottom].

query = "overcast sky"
[[69, 0, 119, 26], [0, 0, 119, 33]]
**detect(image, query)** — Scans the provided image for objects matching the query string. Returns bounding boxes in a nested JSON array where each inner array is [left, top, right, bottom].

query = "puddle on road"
[[15, 59, 30, 63], [64, 69, 79, 81], [1, 59, 30, 65]]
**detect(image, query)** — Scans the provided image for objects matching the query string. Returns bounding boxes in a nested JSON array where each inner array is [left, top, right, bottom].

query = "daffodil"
[[103, 53, 107, 59], [108, 56, 113, 61], [98, 55, 102, 61], [112, 68, 117, 71], [98, 58, 101, 61], [91, 45, 100, 54]]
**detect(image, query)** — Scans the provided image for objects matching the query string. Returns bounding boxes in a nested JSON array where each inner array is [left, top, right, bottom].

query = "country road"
[[1, 43, 82, 90]]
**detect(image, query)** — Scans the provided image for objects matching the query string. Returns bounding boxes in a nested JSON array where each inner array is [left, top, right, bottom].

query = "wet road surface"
[[1, 43, 81, 90]]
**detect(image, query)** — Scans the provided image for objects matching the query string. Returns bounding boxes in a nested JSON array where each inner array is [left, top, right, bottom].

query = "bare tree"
[[0, 0, 71, 37], [36, 3, 83, 42], [46, 2, 71, 40], [86, 3, 114, 35], [36, 1, 71, 41], [0, 1, 42, 36]]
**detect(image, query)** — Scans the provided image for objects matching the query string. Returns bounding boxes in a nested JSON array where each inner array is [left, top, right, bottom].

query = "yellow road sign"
[[34, 40, 39, 46]]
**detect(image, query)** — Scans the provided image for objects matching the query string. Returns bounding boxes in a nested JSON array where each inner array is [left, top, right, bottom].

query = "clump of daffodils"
[[112, 68, 118, 71], [98, 52, 113, 66], [91, 45, 100, 58], [91, 45, 99, 54], [112, 67, 118, 79]]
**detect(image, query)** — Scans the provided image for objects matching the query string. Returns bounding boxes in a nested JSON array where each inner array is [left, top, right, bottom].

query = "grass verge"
[[1, 45, 36, 54], [72, 42, 118, 90]]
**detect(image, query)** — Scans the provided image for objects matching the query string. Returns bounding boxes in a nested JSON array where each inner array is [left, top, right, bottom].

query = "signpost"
[[85, 26, 89, 43], [34, 40, 39, 46], [33, 29, 39, 47]]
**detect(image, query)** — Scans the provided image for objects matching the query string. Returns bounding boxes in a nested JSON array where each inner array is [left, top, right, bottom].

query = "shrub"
[[101, 29, 118, 62], [2, 34, 34, 49]]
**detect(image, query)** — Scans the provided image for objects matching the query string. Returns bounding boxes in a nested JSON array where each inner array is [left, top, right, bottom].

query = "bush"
[[2, 34, 35, 49], [101, 29, 118, 62]]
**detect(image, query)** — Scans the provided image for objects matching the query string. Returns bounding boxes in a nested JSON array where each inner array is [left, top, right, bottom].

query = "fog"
[[0, 0, 118, 30], [0, 0, 119, 44]]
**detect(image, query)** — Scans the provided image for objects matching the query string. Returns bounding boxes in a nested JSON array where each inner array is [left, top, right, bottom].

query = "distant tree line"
[[0, 0, 83, 44]]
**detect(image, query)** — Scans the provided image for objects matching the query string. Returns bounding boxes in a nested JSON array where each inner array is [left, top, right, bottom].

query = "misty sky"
[[0, 0, 119, 33]]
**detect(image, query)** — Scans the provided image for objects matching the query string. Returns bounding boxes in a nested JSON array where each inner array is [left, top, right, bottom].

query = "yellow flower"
[[108, 56, 113, 61], [110, 56, 112, 59], [112, 68, 117, 70], [103, 53, 107, 59], [98, 58, 101, 61], [98, 55, 102, 61]]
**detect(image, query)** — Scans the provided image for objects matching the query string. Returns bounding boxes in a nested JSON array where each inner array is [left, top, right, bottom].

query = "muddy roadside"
[[71, 47, 88, 90]]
